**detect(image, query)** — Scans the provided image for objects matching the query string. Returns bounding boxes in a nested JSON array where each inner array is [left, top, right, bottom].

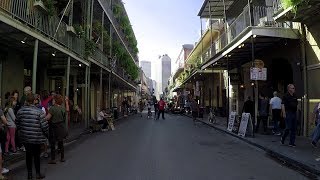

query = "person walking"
[[16, 94, 48, 179], [281, 84, 298, 147], [4, 97, 17, 154], [45, 94, 68, 164], [256, 94, 269, 134], [270, 91, 282, 135], [311, 102, 320, 147], [189, 95, 199, 124], [157, 98, 166, 120], [138, 99, 144, 117]]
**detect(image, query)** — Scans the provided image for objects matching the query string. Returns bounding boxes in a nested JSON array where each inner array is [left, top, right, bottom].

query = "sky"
[[123, 0, 204, 69]]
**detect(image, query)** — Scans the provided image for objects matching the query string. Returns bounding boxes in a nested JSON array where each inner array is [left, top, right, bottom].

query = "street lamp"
[[109, 55, 117, 109]]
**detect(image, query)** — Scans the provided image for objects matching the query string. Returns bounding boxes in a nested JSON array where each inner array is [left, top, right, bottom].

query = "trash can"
[[113, 107, 118, 120]]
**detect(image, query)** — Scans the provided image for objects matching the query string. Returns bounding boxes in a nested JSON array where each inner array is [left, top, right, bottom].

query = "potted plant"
[[34, 0, 55, 16]]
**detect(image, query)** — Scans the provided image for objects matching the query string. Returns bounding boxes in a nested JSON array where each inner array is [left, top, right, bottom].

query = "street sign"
[[238, 113, 251, 137], [227, 111, 236, 132], [250, 67, 267, 81]]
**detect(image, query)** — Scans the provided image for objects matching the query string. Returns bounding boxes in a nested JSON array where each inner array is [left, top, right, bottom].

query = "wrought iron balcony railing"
[[203, 5, 294, 63], [98, 0, 138, 62], [0, 0, 85, 57]]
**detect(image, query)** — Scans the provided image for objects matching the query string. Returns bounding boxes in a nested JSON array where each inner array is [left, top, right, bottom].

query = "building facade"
[[0, 0, 140, 129], [140, 60, 151, 78]]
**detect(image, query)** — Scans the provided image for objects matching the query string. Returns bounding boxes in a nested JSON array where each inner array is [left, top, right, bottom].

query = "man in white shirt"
[[97, 109, 108, 131], [270, 91, 282, 135]]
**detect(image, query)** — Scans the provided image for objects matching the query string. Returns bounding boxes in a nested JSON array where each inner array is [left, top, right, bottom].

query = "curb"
[[183, 114, 320, 177]]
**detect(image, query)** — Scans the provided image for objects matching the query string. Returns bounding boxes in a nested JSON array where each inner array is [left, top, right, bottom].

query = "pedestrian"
[[153, 96, 158, 118], [16, 94, 48, 179], [20, 86, 32, 106], [311, 102, 320, 147], [11, 90, 21, 115], [4, 97, 17, 154], [0, 98, 10, 177], [97, 108, 109, 132], [157, 97, 166, 120], [242, 96, 255, 127], [45, 94, 67, 164], [138, 99, 144, 117], [270, 91, 282, 135], [34, 94, 49, 158], [256, 93, 268, 134], [281, 84, 298, 147], [189, 95, 199, 124]]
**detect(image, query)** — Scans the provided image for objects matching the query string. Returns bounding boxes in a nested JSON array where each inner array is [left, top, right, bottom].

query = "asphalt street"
[[9, 112, 308, 180]]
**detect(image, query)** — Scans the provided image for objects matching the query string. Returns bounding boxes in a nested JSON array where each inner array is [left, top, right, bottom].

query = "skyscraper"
[[153, 54, 172, 98], [140, 61, 151, 78]]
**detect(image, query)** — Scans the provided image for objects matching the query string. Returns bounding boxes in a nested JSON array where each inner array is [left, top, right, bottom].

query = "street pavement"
[[9, 112, 309, 180]]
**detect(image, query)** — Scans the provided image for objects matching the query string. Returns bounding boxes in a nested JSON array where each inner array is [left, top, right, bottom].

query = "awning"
[[198, 0, 235, 19]]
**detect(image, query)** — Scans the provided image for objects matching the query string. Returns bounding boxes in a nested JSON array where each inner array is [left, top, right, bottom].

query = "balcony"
[[0, 0, 85, 57], [90, 49, 137, 88], [273, 0, 320, 25], [201, 5, 300, 67], [97, 0, 138, 62]]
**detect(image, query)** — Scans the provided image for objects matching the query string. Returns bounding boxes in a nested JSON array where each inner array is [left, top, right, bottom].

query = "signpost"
[[238, 113, 253, 137], [227, 112, 236, 132]]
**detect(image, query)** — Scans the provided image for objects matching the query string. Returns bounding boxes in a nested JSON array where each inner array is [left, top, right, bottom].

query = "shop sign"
[[238, 113, 252, 137], [250, 67, 267, 81], [227, 111, 237, 132]]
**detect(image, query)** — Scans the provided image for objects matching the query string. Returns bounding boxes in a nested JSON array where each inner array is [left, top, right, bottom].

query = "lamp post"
[[109, 55, 117, 109]]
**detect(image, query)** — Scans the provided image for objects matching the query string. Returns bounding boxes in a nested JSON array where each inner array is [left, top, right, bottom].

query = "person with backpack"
[[157, 98, 166, 120]]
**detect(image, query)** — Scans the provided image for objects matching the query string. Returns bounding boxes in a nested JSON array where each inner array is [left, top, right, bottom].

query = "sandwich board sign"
[[238, 113, 253, 137], [227, 112, 236, 132]]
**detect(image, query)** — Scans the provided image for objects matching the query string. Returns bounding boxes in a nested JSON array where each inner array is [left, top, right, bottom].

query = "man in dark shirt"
[[242, 96, 254, 120], [281, 84, 298, 147]]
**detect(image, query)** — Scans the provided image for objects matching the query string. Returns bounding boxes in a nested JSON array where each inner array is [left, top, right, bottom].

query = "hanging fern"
[[281, 0, 304, 12]]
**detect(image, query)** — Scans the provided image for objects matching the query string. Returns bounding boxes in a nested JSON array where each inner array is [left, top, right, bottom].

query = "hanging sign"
[[227, 111, 237, 132], [250, 67, 267, 81]]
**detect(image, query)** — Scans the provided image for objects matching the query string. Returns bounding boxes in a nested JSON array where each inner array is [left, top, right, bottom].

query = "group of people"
[[243, 84, 320, 148], [0, 86, 69, 180], [139, 96, 166, 120]]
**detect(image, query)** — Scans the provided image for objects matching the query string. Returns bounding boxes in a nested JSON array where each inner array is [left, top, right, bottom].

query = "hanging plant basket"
[[34, 0, 48, 13], [34, 0, 56, 16], [66, 25, 77, 36]]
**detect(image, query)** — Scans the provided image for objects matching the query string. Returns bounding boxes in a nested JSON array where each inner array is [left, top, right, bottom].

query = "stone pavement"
[[188, 113, 320, 177]]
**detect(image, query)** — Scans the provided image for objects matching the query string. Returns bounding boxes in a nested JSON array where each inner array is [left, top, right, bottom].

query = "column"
[[32, 39, 39, 93], [99, 68, 103, 108], [84, 66, 89, 128], [66, 57, 71, 130]]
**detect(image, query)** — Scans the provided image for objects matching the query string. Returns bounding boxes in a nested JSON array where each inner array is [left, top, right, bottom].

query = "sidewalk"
[[184, 113, 320, 176], [4, 113, 132, 168]]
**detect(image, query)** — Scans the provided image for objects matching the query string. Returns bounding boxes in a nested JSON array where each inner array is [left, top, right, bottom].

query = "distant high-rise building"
[[140, 61, 151, 78], [153, 54, 172, 98]]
